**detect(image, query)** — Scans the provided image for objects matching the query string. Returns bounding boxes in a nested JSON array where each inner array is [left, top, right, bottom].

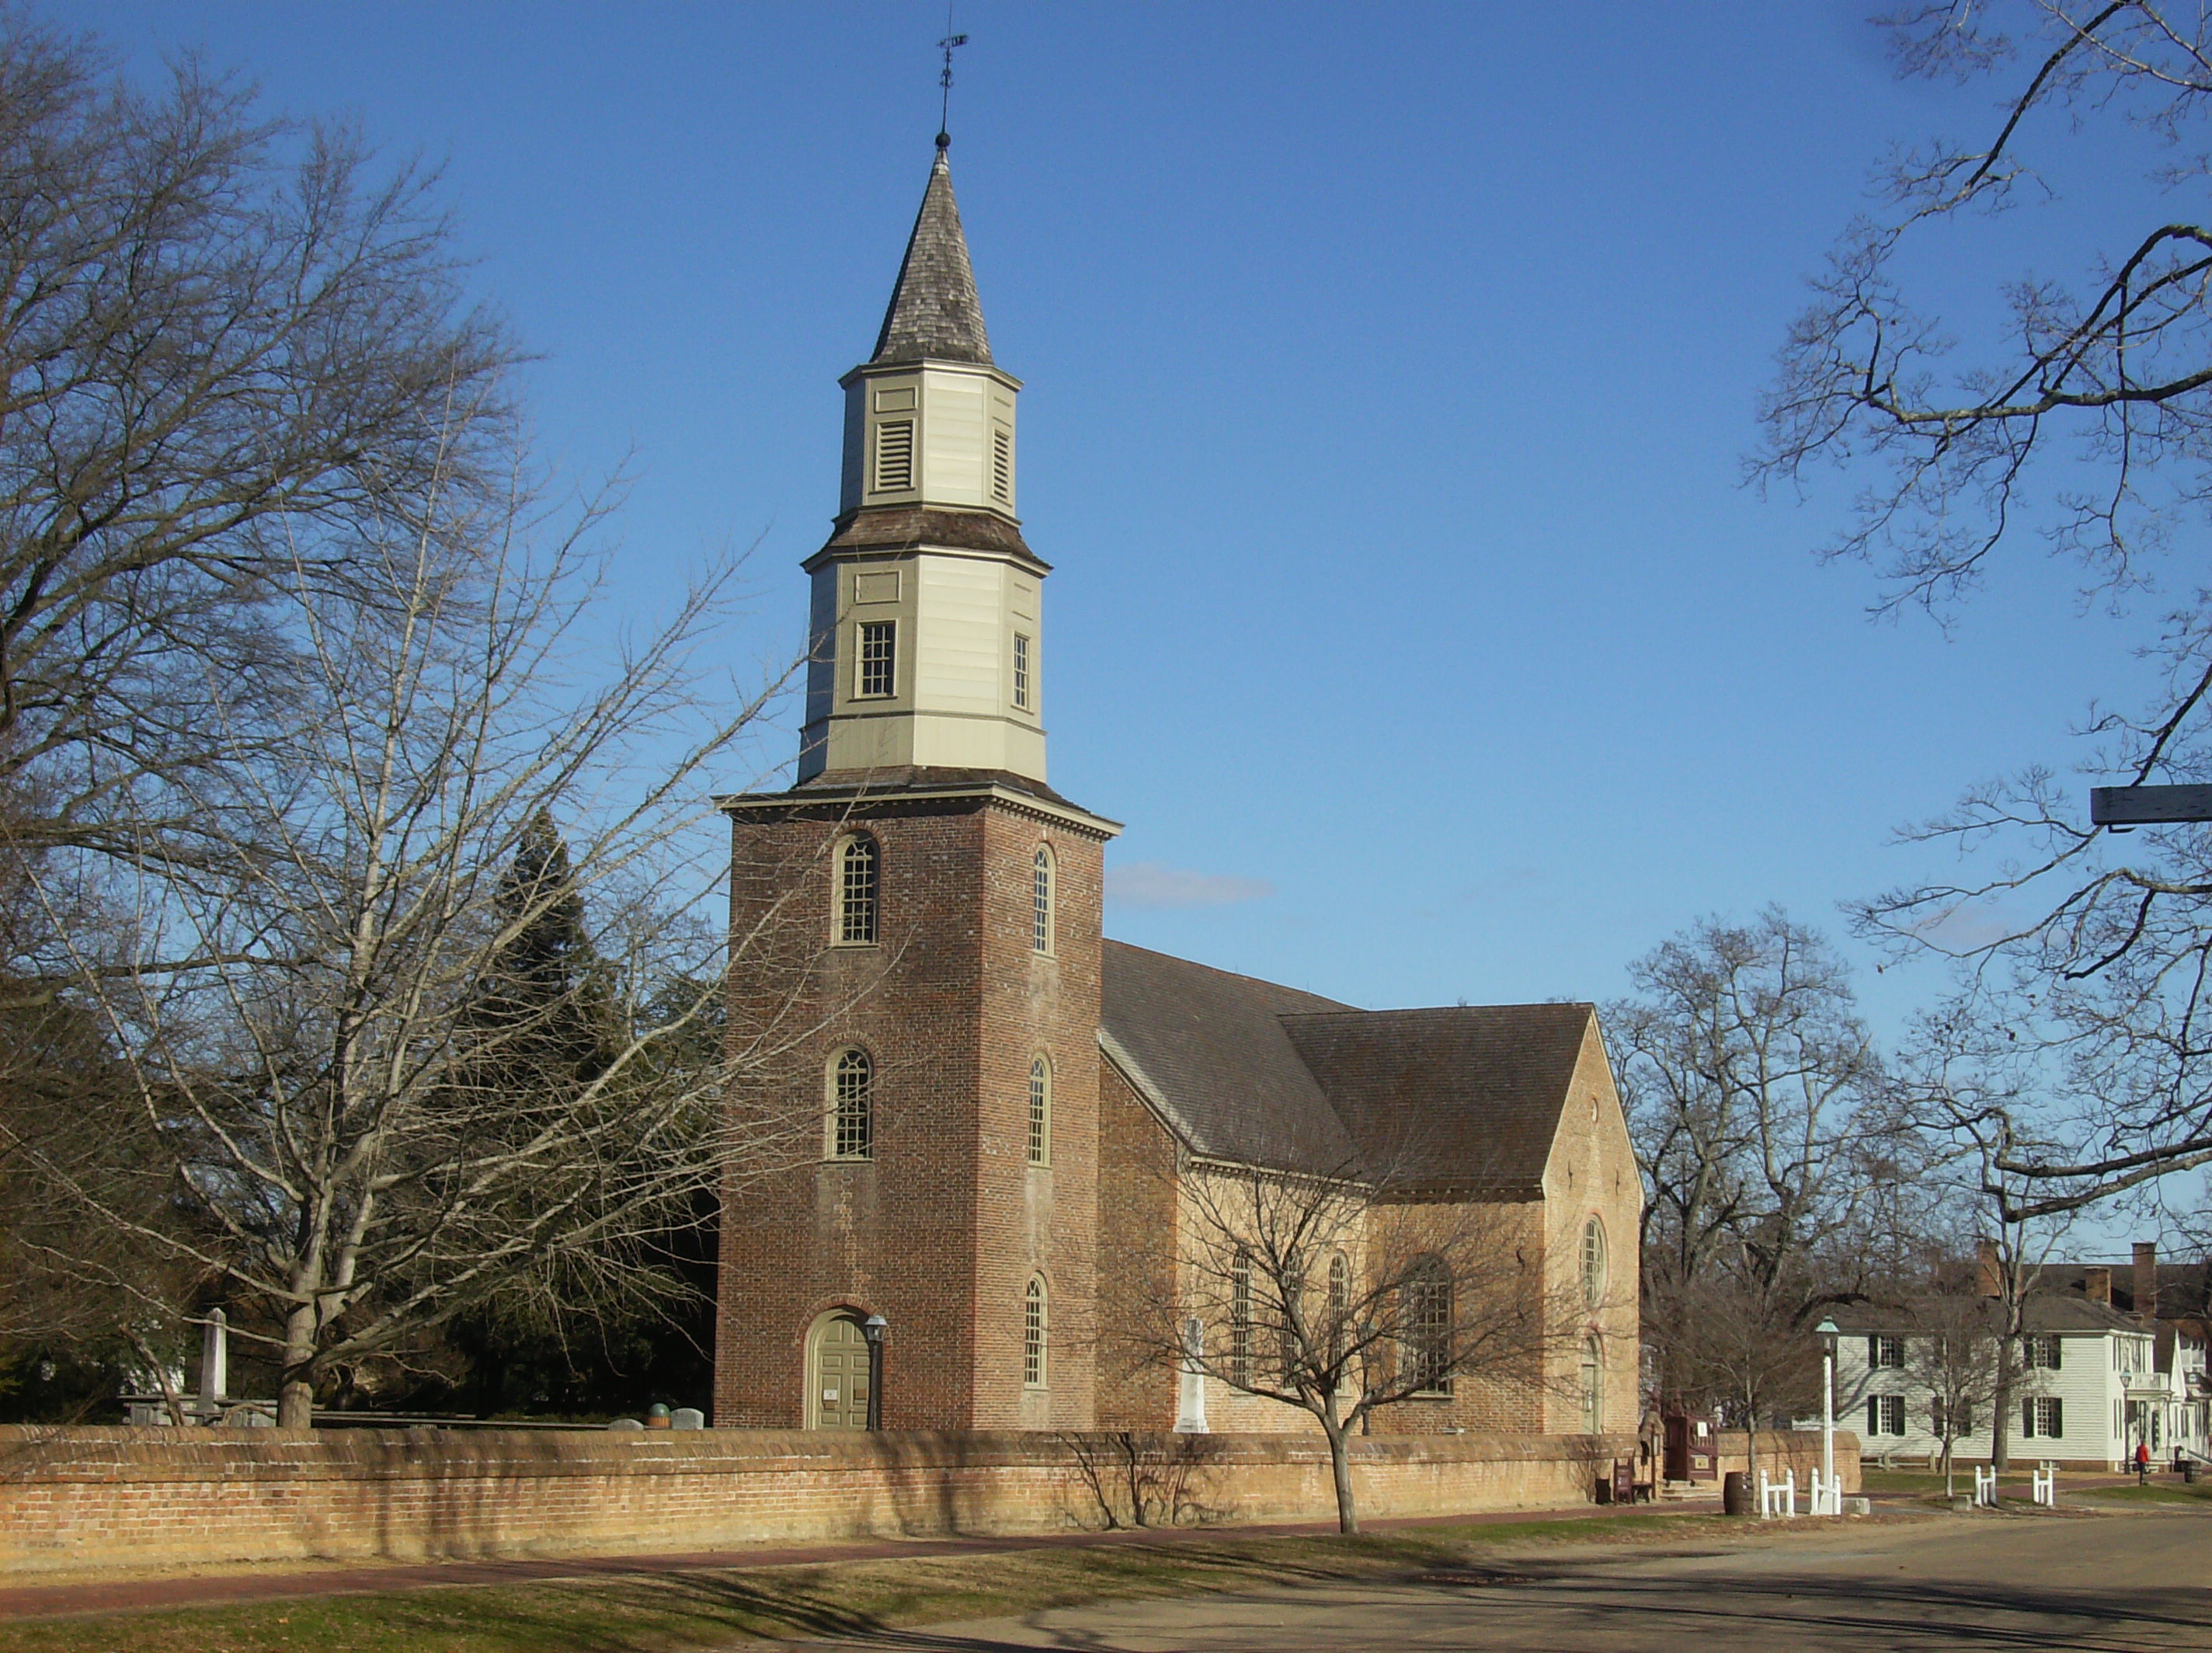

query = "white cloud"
[[1106, 861, 1275, 910]]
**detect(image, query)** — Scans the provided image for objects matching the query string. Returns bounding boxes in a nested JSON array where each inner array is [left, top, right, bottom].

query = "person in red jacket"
[[2137, 1440, 2152, 1482]]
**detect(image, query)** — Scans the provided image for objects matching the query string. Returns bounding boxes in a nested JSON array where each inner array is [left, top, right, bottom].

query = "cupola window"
[[874, 419, 914, 492], [991, 425, 1012, 506], [857, 620, 896, 699], [1011, 632, 1031, 710]]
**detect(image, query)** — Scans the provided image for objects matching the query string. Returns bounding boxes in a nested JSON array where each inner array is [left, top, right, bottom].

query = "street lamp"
[[862, 1314, 887, 1432], [1815, 1317, 1841, 1514]]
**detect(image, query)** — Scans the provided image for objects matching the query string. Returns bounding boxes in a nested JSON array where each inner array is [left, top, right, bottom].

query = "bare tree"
[[0, 12, 513, 987], [1609, 910, 1893, 1415], [1758, 3, 2212, 1215], [1899, 1293, 2009, 1498], [1108, 1145, 1594, 1535], [2, 478, 809, 1427]]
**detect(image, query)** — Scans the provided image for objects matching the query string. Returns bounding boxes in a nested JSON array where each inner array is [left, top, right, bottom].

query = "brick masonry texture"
[[718, 792, 1107, 1432], [0, 1425, 1858, 1576]]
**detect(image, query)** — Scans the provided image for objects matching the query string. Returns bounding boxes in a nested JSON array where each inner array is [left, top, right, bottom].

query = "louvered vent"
[[874, 420, 915, 492], [991, 426, 1012, 505]]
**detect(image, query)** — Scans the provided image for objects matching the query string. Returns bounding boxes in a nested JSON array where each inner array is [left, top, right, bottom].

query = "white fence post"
[[1973, 1465, 1998, 1508], [2031, 1466, 2055, 1507]]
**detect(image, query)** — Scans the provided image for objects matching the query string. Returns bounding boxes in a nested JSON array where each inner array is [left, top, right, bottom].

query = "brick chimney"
[[2134, 1241, 2158, 1320], [1976, 1238, 2002, 1297], [2083, 1266, 2112, 1307]]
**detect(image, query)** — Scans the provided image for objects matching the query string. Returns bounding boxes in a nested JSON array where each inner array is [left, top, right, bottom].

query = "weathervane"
[[937, 9, 968, 148]]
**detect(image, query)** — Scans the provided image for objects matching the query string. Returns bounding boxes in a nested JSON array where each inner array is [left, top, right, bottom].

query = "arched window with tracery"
[[1031, 844, 1054, 954], [1229, 1253, 1254, 1387], [1581, 1335, 1604, 1433], [828, 1048, 873, 1160], [1028, 1054, 1052, 1165], [1327, 1251, 1351, 1375], [836, 834, 879, 945], [1023, 1275, 1048, 1387], [1403, 1255, 1453, 1395], [1581, 1217, 1607, 1310]]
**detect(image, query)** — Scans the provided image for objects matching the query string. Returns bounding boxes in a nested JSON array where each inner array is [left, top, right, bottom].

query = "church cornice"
[[718, 767, 1119, 840], [804, 506, 1045, 573]]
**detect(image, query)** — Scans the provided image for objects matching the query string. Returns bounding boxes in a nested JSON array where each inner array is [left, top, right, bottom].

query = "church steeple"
[[871, 141, 993, 368], [799, 144, 1046, 786]]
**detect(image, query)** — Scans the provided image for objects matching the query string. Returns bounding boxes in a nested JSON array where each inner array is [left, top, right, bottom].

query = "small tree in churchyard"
[[1109, 1141, 1592, 1535]]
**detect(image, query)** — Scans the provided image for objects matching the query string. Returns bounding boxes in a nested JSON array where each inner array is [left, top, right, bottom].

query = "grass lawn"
[[2078, 1480, 2212, 1506], [1860, 1468, 2034, 1496], [0, 1512, 1796, 1653]]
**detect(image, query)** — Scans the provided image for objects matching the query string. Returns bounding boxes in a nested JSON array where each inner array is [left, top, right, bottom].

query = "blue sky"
[[56, 1, 2180, 1049]]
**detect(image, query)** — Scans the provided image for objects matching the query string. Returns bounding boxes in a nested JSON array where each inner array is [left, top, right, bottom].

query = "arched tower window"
[[1028, 1054, 1052, 1165], [1023, 1275, 1048, 1387], [828, 1049, 873, 1160], [1031, 844, 1055, 954], [836, 834, 879, 945], [1581, 1218, 1608, 1310], [1403, 1255, 1453, 1395]]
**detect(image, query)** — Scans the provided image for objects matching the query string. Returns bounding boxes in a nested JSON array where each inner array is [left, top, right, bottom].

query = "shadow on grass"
[[796, 1555, 2212, 1652]]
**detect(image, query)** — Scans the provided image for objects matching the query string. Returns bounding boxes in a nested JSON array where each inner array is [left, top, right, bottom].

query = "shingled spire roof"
[[870, 141, 993, 367]]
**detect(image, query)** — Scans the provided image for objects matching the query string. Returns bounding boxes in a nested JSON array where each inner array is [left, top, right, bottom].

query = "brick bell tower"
[[715, 136, 1119, 1432]]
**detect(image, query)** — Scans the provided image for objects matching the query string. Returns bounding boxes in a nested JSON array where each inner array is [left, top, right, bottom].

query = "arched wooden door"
[[806, 1311, 871, 1429]]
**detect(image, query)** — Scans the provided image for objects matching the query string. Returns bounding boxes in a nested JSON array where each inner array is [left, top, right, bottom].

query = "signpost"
[[2091, 785, 2212, 828]]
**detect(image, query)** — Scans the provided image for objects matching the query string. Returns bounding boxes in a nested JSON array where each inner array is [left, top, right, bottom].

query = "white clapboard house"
[[1830, 1245, 2209, 1473]]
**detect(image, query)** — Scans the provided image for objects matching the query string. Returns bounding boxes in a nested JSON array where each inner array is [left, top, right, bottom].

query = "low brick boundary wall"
[[1716, 1429, 1865, 1486], [0, 1426, 1656, 1577]]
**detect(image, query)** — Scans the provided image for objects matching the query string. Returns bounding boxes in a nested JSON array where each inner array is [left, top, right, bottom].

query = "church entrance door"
[[807, 1311, 871, 1429]]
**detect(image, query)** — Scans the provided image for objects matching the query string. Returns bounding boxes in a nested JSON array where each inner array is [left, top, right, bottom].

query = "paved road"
[[794, 1509, 2212, 1651]]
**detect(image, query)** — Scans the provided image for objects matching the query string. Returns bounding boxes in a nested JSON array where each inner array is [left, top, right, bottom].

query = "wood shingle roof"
[[1099, 940, 1593, 1192], [869, 148, 993, 367]]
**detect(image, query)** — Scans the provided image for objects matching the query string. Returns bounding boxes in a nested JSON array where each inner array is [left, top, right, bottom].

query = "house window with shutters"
[[874, 419, 914, 492], [1023, 1276, 1048, 1387], [856, 621, 896, 699], [1866, 1394, 1905, 1436], [1869, 1335, 1904, 1369], [836, 835, 878, 945], [1932, 1397, 1972, 1436], [828, 1049, 873, 1161], [2022, 1396, 2064, 1438], [2025, 1335, 2063, 1370]]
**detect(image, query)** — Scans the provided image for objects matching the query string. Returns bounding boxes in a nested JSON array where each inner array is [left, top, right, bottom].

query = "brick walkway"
[[0, 1497, 1722, 1621]]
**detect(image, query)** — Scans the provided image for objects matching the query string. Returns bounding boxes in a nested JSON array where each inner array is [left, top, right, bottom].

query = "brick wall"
[[0, 1425, 1659, 1578]]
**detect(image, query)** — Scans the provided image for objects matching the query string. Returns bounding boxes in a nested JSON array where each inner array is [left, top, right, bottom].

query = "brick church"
[[715, 140, 1640, 1439]]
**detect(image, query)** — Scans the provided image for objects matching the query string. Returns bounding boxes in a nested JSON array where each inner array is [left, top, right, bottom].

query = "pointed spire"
[[869, 140, 993, 367]]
